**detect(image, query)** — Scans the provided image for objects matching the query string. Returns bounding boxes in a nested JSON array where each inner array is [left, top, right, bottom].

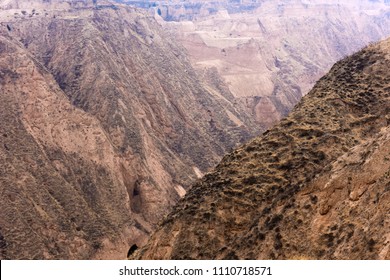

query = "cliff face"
[[0, 1, 257, 259], [117, 0, 264, 21], [135, 37, 390, 260], [150, 0, 390, 128]]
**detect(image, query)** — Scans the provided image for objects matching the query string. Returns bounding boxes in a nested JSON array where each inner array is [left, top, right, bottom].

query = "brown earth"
[[152, 0, 390, 128], [135, 37, 390, 260], [0, 0, 257, 259]]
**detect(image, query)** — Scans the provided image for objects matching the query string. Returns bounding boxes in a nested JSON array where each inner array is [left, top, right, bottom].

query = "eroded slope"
[[0, 2, 257, 259], [160, 0, 390, 128], [0, 35, 134, 259], [136, 37, 390, 260]]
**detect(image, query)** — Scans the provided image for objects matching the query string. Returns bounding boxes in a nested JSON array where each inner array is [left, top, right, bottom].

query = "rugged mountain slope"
[[0, 1, 257, 259], [0, 35, 133, 259], [135, 37, 390, 260], [151, 0, 390, 128]]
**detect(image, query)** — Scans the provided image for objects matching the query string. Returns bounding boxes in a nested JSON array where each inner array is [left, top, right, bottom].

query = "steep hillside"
[[135, 37, 390, 260], [0, 1, 257, 259], [0, 35, 133, 259]]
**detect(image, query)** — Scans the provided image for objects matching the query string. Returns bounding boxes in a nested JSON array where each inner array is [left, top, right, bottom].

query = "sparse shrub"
[[257, 232, 266, 240], [92, 241, 101, 250], [367, 238, 376, 252], [225, 251, 239, 260], [265, 214, 283, 230], [243, 175, 257, 185]]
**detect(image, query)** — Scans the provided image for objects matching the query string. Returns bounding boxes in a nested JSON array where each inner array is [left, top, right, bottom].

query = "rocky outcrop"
[[0, 1, 257, 259], [135, 37, 390, 260]]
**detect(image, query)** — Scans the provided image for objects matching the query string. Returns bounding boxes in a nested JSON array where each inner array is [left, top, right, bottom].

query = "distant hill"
[[119, 0, 390, 129]]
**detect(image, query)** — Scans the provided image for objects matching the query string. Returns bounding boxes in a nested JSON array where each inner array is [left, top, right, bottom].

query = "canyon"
[[124, 0, 390, 127], [0, 0, 389, 260], [136, 36, 390, 260]]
